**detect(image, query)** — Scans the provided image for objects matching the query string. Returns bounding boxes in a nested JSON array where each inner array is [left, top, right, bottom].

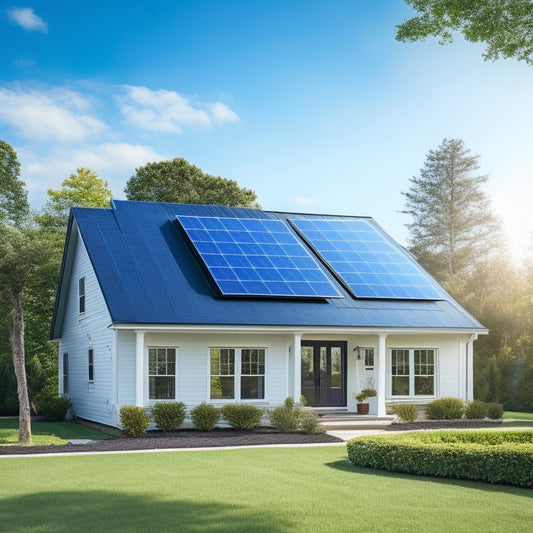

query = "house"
[[50, 200, 486, 427]]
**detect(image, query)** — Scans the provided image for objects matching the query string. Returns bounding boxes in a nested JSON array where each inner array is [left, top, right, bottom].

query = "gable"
[[51, 200, 486, 338]]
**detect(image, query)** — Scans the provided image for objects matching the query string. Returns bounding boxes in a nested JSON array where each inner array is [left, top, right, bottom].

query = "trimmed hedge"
[[120, 406, 150, 437], [268, 397, 325, 434], [151, 402, 187, 430], [425, 397, 465, 419], [221, 404, 263, 430], [347, 430, 533, 487], [391, 403, 419, 423], [190, 402, 220, 431]]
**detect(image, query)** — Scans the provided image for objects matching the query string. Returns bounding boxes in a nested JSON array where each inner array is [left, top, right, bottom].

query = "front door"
[[301, 341, 347, 407]]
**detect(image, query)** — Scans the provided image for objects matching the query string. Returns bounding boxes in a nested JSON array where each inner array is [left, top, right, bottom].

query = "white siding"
[[58, 229, 115, 426]]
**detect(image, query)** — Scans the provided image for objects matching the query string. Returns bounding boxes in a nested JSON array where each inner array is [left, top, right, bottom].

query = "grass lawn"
[[504, 411, 533, 420], [503, 412, 533, 428], [1, 446, 531, 533], [0, 420, 116, 445]]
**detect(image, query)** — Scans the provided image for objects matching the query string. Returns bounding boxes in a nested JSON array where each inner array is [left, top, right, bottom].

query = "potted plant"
[[353, 392, 370, 415], [361, 388, 377, 415]]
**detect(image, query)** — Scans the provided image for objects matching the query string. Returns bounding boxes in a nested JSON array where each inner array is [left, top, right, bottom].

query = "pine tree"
[[402, 138, 501, 286]]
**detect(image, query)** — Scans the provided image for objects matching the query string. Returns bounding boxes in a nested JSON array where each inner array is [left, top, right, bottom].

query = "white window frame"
[[148, 347, 177, 401], [88, 348, 94, 382], [78, 277, 85, 314], [389, 348, 437, 399], [209, 347, 266, 402], [62, 353, 69, 395]]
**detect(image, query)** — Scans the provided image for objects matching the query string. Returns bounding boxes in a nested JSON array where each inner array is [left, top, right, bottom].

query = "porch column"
[[293, 332, 302, 401], [134, 330, 145, 407], [466, 334, 477, 401], [377, 334, 387, 417]]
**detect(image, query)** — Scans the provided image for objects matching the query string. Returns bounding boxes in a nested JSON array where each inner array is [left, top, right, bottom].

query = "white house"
[[50, 200, 486, 428]]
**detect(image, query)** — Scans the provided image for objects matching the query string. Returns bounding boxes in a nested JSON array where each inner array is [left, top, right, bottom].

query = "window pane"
[[149, 376, 175, 400], [241, 376, 264, 399], [415, 376, 434, 395], [392, 376, 409, 396], [364, 349, 374, 367], [211, 376, 234, 399]]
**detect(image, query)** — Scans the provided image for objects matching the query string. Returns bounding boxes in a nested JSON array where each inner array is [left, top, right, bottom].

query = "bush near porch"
[[347, 430, 533, 487]]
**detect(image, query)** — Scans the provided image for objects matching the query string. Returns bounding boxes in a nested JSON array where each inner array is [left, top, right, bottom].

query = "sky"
[[1, 1, 532, 262]]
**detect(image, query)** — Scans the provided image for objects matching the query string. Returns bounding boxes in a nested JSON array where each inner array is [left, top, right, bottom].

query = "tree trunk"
[[10, 294, 32, 444]]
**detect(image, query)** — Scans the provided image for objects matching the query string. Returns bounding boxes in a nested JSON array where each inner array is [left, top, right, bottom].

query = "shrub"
[[151, 401, 187, 430], [391, 403, 419, 423], [120, 406, 150, 437], [299, 409, 326, 435], [347, 430, 533, 488], [486, 402, 504, 419], [425, 397, 465, 420], [465, 400, 487, 419], [40, 397, 72, 421], [221, 404, 263, 430], [361, 388, 377, 398], [190, 402, 220, 431]]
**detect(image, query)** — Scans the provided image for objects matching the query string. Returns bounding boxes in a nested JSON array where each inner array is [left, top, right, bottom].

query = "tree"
[[402, 138, 500, 286], [0, 140, 29, 226], [37, 167, 112, 231], [396, 0, 533, 65], [124, 158, 260, 208]]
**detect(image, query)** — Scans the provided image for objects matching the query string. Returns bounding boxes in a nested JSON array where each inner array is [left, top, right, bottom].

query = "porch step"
[[318, 413, 395, 430]]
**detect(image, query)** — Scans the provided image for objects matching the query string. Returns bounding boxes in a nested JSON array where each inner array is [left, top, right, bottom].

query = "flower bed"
[[347, 430, 533, 487]]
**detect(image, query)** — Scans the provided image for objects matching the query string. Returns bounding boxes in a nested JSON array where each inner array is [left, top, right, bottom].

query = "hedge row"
[[347, 430, 533, 488]]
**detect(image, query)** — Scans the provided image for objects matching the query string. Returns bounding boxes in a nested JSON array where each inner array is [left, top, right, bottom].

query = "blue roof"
[[51, 200, 485, 338]]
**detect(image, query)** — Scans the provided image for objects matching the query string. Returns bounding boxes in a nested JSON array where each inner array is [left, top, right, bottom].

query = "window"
[[88, 349, 94, 381], [63, 353, 69, 394], [148, 348, 176, 400], [364, 348, 374, 369], [210, 348, 265, 400], [78, 277, 85, 313], [391, 348, 435, 397]]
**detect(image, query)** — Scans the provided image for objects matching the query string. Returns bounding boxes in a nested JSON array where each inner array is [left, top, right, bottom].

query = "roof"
[[50, 200, 485, 339]]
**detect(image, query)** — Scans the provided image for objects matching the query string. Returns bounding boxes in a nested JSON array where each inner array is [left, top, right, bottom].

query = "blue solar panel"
[[176, 216, 341, 299], [289, 218, 446, 300]]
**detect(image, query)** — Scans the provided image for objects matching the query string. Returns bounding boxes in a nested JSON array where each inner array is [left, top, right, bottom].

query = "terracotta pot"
[[357, 402, 370, 415]]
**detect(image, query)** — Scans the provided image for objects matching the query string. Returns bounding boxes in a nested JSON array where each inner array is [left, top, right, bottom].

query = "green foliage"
[[151, 401, 187, 431], [38, 397, 72, 421], [465, 400, 487, 419], [361, 388, 377, 398], [0, 140, 29, 226], [124, 157, 260, 208], [347, 430, 533, 487], [119, 406, 150, 437], [268, 397, 324, 434], [425, 397, 465, 419], [391, 403, 419, 423], [220, 404, 263, 430], [354, 393, 368, 403], [402, 138, 500, 284], [190, 402, 220, 431], [396, 0, 533, 65], [486, 402, 504, 419]]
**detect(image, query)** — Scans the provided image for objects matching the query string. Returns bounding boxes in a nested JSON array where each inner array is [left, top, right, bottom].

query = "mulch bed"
[[386, 419, 504, 431], [0, 428, 343, 456]]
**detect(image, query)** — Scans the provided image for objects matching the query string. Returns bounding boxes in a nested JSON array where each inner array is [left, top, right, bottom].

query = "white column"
[[293, 332, 302, 402], [135, 330, 145, 407], [466, 334, 477, 401], [377, 334, 387, 417]]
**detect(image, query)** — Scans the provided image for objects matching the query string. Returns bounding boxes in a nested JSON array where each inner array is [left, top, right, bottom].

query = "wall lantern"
[[353, 345, 362, 360]]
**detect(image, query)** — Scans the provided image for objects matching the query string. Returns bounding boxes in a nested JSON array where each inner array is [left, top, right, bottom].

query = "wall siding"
[[58, 229, 115, 426]]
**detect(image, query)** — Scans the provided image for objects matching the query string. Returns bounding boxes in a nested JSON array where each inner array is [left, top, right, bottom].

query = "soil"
[[0, 427, 343, 456], [386, 419, 504, 431]]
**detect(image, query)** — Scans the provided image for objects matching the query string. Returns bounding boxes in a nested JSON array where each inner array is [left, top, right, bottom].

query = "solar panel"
[[176, 215, 342, 299], [289, 218, 446, 300]]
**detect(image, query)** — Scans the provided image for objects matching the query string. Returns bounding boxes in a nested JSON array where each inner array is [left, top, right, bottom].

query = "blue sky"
[[1, 1, 532, 261]]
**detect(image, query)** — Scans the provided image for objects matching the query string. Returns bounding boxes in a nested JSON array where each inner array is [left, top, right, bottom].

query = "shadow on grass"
[[324, 459, 532, 495], [0, 490, 294, 533]]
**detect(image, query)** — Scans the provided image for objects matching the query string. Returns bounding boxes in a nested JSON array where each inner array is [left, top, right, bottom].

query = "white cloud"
[[8, 7, 47, 33], [119, 85, 239, 132], [290, 196, 316, 208], [0, 86, 106, 143]]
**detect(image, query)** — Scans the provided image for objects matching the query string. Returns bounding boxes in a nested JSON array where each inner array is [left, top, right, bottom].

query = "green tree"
[[0, 140, 29, 226], [402, 138, 500, 287], [37, 167, 112, 230], [124, 158, 260, 208], [396, 0, 533, 65]]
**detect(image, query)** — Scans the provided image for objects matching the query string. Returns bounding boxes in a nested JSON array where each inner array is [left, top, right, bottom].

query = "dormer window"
[[79, 277, 85, 314]]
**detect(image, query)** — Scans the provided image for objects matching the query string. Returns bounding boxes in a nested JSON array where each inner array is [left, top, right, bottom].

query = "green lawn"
[[0, 420, 116, 445], [1, 446, 531, 533], [504, 411, 533, 420]]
